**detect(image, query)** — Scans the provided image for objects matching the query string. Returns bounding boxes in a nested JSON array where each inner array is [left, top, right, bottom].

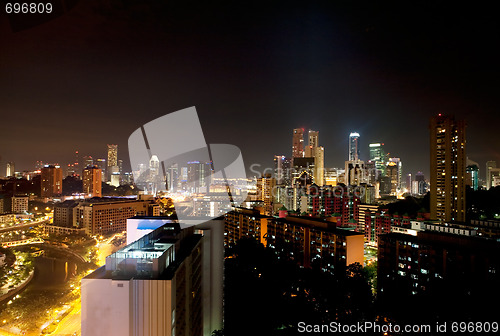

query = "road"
[[49, 300, 81, 336], [0, 219, 48, 234]]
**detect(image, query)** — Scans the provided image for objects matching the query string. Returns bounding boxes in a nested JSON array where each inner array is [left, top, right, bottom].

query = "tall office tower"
[[345, 160, 366, 186], [387, 158, 402, 191], [149, 155, 160, 176], [95, 158, 107, 182], [107, 144, 118, 181], [41, 165, 63, 197], [430, 115, 466, 222], [415, 171, 426, 195], [257, 175, 276, 215], [314, 146, 325, 186], [292, 128, 305, 158], [305, 130, 319, 157], [166, 163, 178, 191], [369, 143, 386, 176], [83, 166, 102, 197], [187, 161, 212, 192], [486, 160, 497, 189], [349, 132, 360, 161], [466, 158, 479, 191], [107, 144, 118, 167], [405, 173, 412, 192], [274, 155, 291, 185], [5, 162, 15, 177]]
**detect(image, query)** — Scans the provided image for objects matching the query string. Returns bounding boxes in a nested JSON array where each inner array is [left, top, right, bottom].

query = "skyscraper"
[[257, 175, 276, 215], [486, 160, 497, 189], [387, 157, 402, 193], [430, 115, 466, 222], [349, 132, 360, 161], [292, 128, 305, 158], [41, 165, 63, 197], [274, 155, 291, 185], [107, 144, 118, 167], [305, 130, 319, 157], [187, 161, 212, 192], [466, 158, 479, 191], [369, 143, 386, 176], [314, 146, 325, 186], [107, 144, 118, 181], [5, 162, 15, 177], [83, 166, 102, 197]]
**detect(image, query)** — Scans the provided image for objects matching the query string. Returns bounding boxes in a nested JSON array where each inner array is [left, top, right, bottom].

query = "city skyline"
[[1, 1, 500, 178]]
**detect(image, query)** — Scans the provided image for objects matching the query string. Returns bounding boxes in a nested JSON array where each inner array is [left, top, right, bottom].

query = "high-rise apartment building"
[[349, 132, 360, 161], [41, 165, 63, 197], [83, 166, 102, 197], [430, 115, 466, 222], [82, 218, 224, 336], [292, 128, 305, 158], [257, 175, 276, 215]]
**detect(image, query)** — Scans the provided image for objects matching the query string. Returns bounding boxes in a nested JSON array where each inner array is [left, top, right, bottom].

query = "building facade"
[[83, 166, 102, 197], [292, 128, 305, 158], [41, 165, 63, 197], [429, 115, 466, 222]]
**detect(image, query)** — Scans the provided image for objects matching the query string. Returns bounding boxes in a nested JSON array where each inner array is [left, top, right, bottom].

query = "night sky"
[[1, 0, 499, 179]]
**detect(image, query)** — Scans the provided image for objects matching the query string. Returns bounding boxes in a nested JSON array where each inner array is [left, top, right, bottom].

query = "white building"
[[82, 218, 224, 336]]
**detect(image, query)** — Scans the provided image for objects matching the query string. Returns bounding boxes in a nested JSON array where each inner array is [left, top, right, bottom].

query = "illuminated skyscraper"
[[314, 146, 325, 186], [486, 160, 497, 189], [303, 130, 324, 185], [257, 175, 276, 215], [349, 132, 360, 161], [305, 130, 319, 157], [466, 158, 479, 191], [187, 161, 212, 192], [430, 115, 466, 222], [292, 128, 305, 158], [274, 155, 291, 185], [5, 162, 15, 177], [107, 144, 118, 167], [387, 157, 402, 193], [41, 165, 63, 197], [107, 144, 118, 181], [83, 166, 102, 197], [95, 158, 107, 182], [369, 143, 386, 176]]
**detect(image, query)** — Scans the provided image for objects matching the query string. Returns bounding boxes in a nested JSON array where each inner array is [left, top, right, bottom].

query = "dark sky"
[[1, 0, 500, 179]]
